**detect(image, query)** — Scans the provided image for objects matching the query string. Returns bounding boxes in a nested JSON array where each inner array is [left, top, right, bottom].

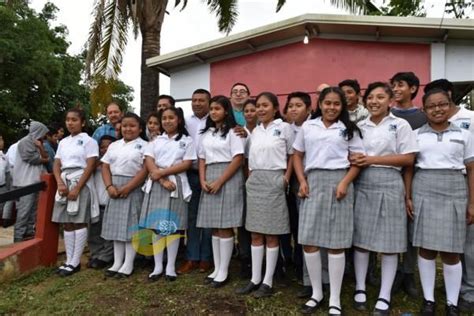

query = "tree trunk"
[[139, 0, 168, 118]]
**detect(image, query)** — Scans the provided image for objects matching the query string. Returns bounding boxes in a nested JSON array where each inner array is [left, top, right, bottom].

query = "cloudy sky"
[[29, 0, 465, 113]]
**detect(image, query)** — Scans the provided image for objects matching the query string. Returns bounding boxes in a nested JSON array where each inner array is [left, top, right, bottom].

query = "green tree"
[[368, 0, 471, 18], [86, 0, 413, 118]]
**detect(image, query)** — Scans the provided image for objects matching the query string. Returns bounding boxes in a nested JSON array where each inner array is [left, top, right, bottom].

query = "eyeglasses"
[[424, 102, 450, 111], [231, 89, 249, 96]]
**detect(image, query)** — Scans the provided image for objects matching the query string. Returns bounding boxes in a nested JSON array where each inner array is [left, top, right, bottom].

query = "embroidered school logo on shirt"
[[339, 129, 348, 138], [76, 139, 83, 146], [179, 141, 186, 149], [134, 143, 142, 150], [461, 122, 470, 130], [389, 124, 397, 132], [273, 129, 281, 137]]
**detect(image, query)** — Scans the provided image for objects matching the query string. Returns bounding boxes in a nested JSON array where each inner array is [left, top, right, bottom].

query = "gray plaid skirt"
[[197, 162, 244, 228], [139, 176, 188, 232], [245, 170, 290, 235], [412, 169, 467, 253], [52, 168, 91, 224], [101, 175, 144, 242], [353, 167, 407, 253], [298, 169, 353, 249]]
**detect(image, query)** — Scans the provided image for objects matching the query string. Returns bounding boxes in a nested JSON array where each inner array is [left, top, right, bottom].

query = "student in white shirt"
[[52, 108, 99, 277], [243, 99, 257, 135], [140, 107, 196, 282], [101, 113, 148, 278], [236, 92, 294, 298], [146, 111, 161, 141], [197, 95, 245, 288], [349, 82, 418, 314], [293, 87, 365, 315], [405, 89, 474, 315]]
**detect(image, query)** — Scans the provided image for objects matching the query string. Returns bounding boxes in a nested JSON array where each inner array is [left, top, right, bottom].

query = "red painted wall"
[[210, 38, 430, 107]]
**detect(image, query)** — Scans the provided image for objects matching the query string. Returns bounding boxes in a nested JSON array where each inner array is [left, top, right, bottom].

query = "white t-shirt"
[[144, 133, 196, 168], [185, 114, 208, 153], [293, 117, 365, 172], [198, 128, 245, 164], [358, 113, 419, 170], [415, 123, 474, 169], [55, 133, 99, 169], [101, 138, 147, 176], [248, 119, 294, 171], [5, 142, 18, 173], [449, 107, 474, 133]]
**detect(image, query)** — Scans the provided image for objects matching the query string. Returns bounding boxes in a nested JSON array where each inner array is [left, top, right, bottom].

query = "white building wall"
[[170, 64, 211, 100]]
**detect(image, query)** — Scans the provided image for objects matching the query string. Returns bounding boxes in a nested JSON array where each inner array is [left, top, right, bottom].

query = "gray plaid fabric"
[[461, 225, 474, 301], [245, 170, 290, 235], [353, 167, 407, 253], [101, 175, 144, 242], [298, 169, 353, 249], [197, 162, 244, 228], [412, 169, 467, 253]]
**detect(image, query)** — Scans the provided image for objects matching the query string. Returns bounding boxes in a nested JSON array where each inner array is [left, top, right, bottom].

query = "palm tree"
[[84, 0, 395, 117]]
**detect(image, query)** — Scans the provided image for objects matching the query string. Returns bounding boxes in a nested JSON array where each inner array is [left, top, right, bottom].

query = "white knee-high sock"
[[250, 245, 264, 284], [262, 246, 279, 287], [209, 236, 221, 279], [165, 235, 180, 277], [418, 255, 436, 302], [118, 242, 136, 275], [109, 241, 125, 272], [443, 262, 462, 306], [70, 228, 88, 267], [328, 252, 345, 314], [63, 230, 75, 266], [150, 234, 164, 277], [376, 254, 398, 310], [215, 237, 234, 282], [354, 250, 369, 302], [304, 250, 323, 307]]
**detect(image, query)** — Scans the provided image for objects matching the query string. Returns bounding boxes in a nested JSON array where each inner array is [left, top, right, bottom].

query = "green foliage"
[[367, 0, 426, 17]]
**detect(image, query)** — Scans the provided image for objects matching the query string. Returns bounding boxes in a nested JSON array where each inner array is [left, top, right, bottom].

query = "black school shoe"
[[420, 299, 436, 316], [88, 258, 110, 269], [328, 305, 342, 316], [210, 277, 229, 288], [59, 264, 81, 277], [445, 304, 459, 316], [372, 298, 391, 316], [252, 283, 273, 299], [353, 290, 367, 311], [300, 297, 323, 314], [235, 281, 259, 295]]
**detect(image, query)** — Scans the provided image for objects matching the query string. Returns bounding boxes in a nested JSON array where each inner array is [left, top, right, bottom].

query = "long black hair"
[[311, 87, 361, 140], [200, 95, 237, 138], [161, 107, 189, 141], [121, 112, 147, 140], [255, 92, 282, 120]]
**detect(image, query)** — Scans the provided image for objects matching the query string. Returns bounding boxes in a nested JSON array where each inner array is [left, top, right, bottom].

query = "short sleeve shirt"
[[449, 107, 474, 133], [144, 133, 196, 168], [55, 133, 99, 169], [101, 138, 147, 176], [198, 128, 245, 164]]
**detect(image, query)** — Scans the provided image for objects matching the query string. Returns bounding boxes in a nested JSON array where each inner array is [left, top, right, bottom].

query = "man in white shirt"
[[156, 94, 175, 112], [178, 89, 213, 274]]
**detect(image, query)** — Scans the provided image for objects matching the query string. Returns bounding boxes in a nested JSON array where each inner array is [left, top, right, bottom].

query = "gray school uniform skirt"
[[197, 162, 244, 229], [245, 170, 290, 235], [140, 176, 188, 233], [298, 169, 353, 249], [101, 175, 144, 242], [353, 167, 407, 253], [412, 169, 467, 253], [52, 168, 91, 224]]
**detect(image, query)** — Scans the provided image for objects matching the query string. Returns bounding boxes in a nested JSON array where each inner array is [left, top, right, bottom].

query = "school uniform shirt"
[[293, 117, 365, 172], [55, 133, 99, 169], [198, 128, 245, 164], [0, 151, 7, 186], [357, 113, 419, 170], [449, 106, 474, 133], [101, 138, 147, 177], [248, 119, 294, 171], [144, 133, 196, 168], [186, 114, 208, 169], [415, 123, 474, 169]]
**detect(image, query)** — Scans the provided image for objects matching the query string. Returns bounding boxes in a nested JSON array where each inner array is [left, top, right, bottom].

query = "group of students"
[[2, 71, 473, 315]]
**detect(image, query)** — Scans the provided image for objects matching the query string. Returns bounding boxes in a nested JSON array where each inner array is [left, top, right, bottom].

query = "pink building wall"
[[210, 38, 430, 107]]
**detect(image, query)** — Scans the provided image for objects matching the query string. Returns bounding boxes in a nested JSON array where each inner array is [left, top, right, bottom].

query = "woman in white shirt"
[[140, 107, 196, 282], [236, 92, 294, 298], [293, 87, 364, 315], [350, 82, 418, 314], [101, 113, 148, 278], [405, 89, 474, 315], [197, 95, 245, 288], [52, 108, 99, 277]]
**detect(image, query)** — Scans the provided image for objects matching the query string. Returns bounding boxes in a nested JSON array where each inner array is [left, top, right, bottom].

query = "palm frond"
[[276, 0, 286, 12], [85, 0, 107, 77], [174, 0, 188, 11], [206, 0, 239, 34]]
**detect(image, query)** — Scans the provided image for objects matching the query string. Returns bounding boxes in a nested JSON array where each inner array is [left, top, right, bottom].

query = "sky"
[[29, 0, 469, 114]]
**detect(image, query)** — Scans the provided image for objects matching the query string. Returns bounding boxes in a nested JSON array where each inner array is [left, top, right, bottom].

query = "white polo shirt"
[[415, 123, 474, 169], [55, 133, 99, 169], [358, 113, 419, 170], [198, 128, 245, 164], [185, 114, 208, 152], [293, 117, 365, 171], [449, 107, 474, 133], [248, 119, 294, 171], [144, 133, 196, 168], [101, 138, 147, 177]]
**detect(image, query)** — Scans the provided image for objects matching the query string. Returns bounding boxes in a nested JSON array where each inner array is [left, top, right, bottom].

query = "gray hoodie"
[[13, 121, 49, 186]]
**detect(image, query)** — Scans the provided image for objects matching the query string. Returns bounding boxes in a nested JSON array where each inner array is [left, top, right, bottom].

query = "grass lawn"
[[0, 254, 457, 315]]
